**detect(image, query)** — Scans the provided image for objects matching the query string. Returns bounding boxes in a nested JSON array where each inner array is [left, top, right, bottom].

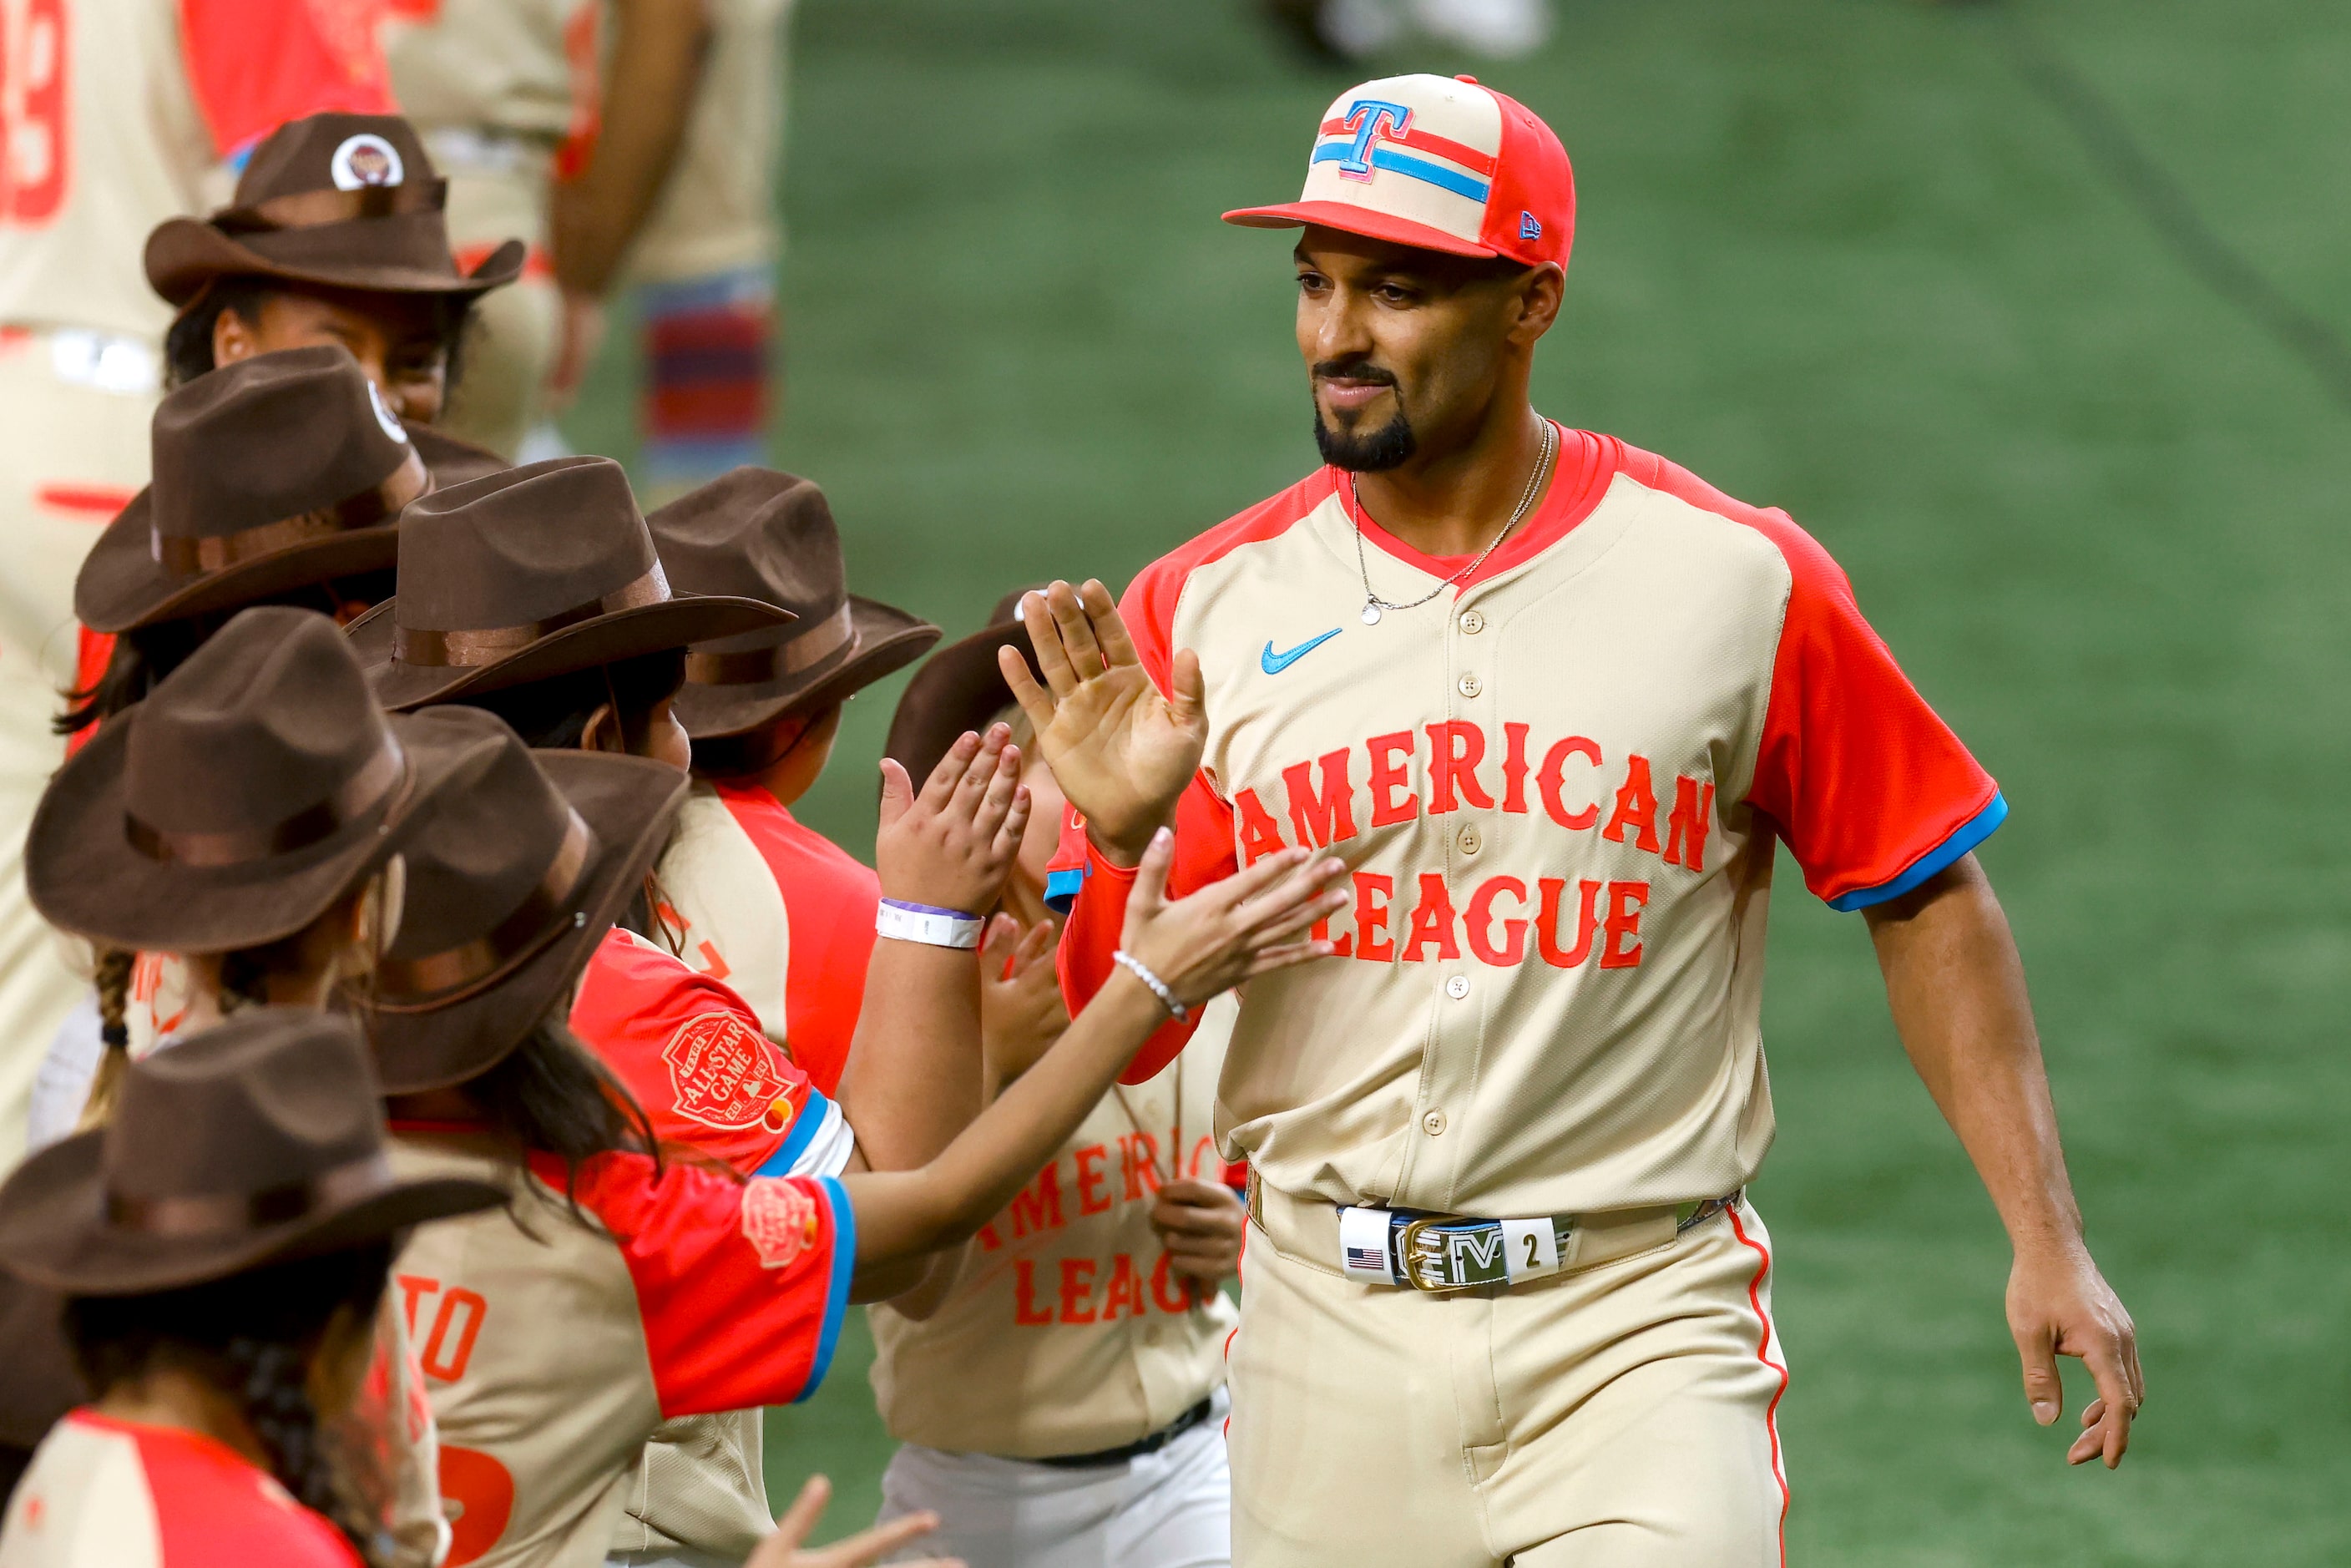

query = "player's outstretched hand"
[[876, 724, 1031, 916], [1001, 580, 1205, 868], [748, 1475, 962, 1568], [1119, 830, 1347, 1007], [2008, 1246, 2142, 1469]]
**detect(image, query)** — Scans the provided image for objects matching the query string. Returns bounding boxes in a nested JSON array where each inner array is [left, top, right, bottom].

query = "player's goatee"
[[1312, 406, 1416, 471]]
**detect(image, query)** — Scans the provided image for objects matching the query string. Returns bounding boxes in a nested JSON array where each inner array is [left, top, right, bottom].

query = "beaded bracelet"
[[1111, 948, 1190, 1023]]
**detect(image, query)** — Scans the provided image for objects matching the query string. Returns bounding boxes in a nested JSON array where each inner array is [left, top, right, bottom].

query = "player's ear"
[[579, 701, 624, 756], [212, 303, 260, 367], [1513, 263, 1565, 345]]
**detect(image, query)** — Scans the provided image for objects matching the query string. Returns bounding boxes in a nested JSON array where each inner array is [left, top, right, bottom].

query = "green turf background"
[[564, 2, 2351, 1559]]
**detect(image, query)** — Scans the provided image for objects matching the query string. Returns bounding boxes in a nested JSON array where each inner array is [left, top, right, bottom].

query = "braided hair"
[[73, 948, 138, 1130], [63, 1241, 399, 1565]]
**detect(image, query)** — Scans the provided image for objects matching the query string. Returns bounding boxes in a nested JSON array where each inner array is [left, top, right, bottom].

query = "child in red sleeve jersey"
[[0, 1009, 504, 1568]]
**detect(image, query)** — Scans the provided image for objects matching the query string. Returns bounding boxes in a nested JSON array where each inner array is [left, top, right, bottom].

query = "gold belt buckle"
[[1398, 1215, 1496, 1293]]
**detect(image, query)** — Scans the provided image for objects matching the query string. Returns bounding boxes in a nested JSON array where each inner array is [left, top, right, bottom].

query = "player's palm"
[[1002, 580, 1206, 863]]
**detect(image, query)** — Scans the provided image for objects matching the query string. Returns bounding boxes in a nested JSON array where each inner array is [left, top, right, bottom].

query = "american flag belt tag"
[[1337, 1205, 1399, 1285], [1336, 1207, 1575, 1292]]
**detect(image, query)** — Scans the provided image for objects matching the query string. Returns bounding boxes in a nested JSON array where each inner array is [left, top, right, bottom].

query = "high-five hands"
[[875, 723, 1031, 914], [1001, 580, 1204, 867], [1118, 831, 1347, 1008]]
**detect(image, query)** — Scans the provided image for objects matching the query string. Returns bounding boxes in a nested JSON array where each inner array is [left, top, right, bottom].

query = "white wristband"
[[875, 899, 984, 949]]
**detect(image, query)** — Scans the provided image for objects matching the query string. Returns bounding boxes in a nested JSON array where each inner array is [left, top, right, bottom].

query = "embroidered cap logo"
[[1333, 99, 1412, 183]]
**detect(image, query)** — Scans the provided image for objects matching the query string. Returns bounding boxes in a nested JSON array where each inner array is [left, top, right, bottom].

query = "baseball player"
[[1009, 73, 2144, 1567], [383, 0, 715, 459], [0, 0, 397, 1164], [865, 593, 1250, 1568]]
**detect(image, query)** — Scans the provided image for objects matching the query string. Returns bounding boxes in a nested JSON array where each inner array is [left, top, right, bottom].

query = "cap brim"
[[674, 597, 942, 742], [147, 221, 525, 309], [1221, 200, 1500, 260], [26, 703, 482, 953], [883, 615, 1036, 790], [361, 751, 690, 1092], [0, 1128, 504, 1297], [348, 593, 796, 712]]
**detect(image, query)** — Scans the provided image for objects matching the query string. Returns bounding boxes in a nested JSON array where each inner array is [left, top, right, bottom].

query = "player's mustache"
[[1311, 357, 1398, 386]]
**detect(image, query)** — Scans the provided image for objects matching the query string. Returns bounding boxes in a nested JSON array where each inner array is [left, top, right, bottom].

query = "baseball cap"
[[1223, 73, 1574, 271]]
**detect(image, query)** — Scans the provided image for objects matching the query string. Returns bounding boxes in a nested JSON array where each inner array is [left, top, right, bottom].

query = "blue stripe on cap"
[[1310, 142, 1492, 204]]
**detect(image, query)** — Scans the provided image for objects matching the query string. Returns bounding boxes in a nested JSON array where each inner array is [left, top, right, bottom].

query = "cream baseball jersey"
[[0, 1411, 363, 1566], [655, 779, 881, 1095], [1054, 430, 2004, 1220], [380, 0, 589, 144], [868, 994, 1241, 1461], [388, 1133, 852, 1568], [0, 0, 395, 343]]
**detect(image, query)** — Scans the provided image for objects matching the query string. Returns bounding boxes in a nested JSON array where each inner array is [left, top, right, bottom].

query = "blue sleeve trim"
[[755, 1090, 831, 1180], [1044, 865, 1088, 916], [1828, 792, 2008, 912], [796, 1176, 856, 1403]]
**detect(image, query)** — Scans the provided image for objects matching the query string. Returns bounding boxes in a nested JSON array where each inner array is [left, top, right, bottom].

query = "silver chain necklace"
[[1350, 417, 1558, 625]]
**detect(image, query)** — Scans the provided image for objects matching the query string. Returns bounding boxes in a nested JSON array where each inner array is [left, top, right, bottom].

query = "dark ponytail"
[[459, 1010, 664, 1227], [63, 1242, 398, 1565], [76, 948, 138, 1130]]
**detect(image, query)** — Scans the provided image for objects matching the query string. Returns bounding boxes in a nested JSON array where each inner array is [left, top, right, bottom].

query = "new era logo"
[[1519, 210, 1542, 241]]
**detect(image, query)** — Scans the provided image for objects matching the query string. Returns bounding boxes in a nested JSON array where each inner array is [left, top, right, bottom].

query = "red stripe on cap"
[[1316, 117, 1499, 178]]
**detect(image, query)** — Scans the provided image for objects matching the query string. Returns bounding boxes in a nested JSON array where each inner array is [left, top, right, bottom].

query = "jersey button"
[[1458, 824, 1482, 856], [1459, 609, 1486, 635], [1423, 1108, 1448, 1136], [1458, 673, 1482, 698], [1443, 974, 1471, 1000]]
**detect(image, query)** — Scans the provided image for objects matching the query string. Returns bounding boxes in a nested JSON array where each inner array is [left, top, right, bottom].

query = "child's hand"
[[1119, 831, 1347, 1008], [980, 914, 1068, 1088], [748, 1475, 961, 1568], [875, 725, 1031, 915]]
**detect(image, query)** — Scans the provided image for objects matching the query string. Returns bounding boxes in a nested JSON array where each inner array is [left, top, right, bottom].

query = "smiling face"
[[213, 284, 460, 426], [1293, 225, 1561, 472]]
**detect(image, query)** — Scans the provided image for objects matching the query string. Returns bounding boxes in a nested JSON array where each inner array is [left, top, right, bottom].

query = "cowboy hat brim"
[[362, 751, 690, 1093], [346, 593, 796, 713], [883, 613, 1038, 791], [0, 1127, 503, 1297], [73, 493, 402, 635], [145, 222, 526, 309], [674, 596, 942, 741], [27, 704, 480, 954]]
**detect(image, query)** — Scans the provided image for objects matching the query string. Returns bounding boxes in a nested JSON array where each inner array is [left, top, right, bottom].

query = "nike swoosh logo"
[[1261, 628, 1342, 675]]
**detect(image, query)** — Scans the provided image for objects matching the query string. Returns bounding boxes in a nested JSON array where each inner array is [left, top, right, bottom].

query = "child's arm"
[[842, 831, 1346, 1264]]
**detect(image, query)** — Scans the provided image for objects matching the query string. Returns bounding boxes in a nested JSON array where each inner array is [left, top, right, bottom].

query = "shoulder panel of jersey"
[[1613, 442, 2003, 908], [570, 929, 825, 1178], [527, 1151, 854, 1419], [46, 1411, 361, 1565], [710, 784, 878, 1097], [180, 0, 400, 161]]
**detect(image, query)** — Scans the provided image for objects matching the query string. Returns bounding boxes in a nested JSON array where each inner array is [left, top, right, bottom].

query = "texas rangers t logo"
[[1335, 100, 1412, 181]]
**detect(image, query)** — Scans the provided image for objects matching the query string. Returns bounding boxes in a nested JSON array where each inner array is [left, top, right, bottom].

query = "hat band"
[[124, 736, 407, 868], [685, 600, 854, 686], [371, 807, 594, 1006], [392, 564, 671, 669], [214, 178, 450, 235], [154, 448, 427, 578], [104, 1150, 394, 1239]]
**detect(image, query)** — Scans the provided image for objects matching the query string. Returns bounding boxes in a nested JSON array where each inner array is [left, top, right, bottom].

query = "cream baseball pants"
[[1229, 1196, 1788, 1567]]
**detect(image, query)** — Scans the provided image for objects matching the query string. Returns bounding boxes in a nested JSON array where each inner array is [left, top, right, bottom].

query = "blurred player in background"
[[382, 0, 710, 460], [0, 0, 398, 1162]]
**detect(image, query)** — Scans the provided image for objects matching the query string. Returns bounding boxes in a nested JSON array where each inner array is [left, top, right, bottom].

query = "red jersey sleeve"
[[1635, 459, 2004, 910], [570, 930, 820, 1177], [1051, 559, 1240, 1085], [179, 0, 399, 162], [548, 1154, 854, 1417]]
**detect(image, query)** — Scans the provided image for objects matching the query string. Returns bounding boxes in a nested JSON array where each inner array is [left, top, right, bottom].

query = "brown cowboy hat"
[[77, 346, 438, 635], [647, 468, 941, 745], [145, 114, 523, 308], [359, 717, 689, 1093], [884, 587, 1043, 788], [28, 606, 479, 953], [347, 456, 795, 711], [0, 1009, 503, 1297]]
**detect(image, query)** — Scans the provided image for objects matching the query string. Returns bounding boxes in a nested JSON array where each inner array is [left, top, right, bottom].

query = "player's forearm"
[[837, 942, 984, 1174], [548, 0, 710, 298], [1866, 855, 2086, 1253], [847, 974, 1164, 1262], [1059, 857, 1194, 1082]]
